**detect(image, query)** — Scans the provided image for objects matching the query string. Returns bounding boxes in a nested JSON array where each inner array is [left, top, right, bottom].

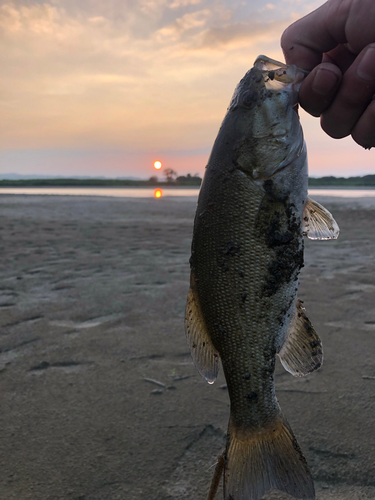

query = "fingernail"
[[357, 47, 375, 81], [312, 68, 340, 95]]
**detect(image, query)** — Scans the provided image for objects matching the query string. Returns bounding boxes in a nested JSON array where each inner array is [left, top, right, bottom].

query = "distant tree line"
[[0, 171, 203, 187], [1, 174, 374, 188], [308, 175, 375, 186]]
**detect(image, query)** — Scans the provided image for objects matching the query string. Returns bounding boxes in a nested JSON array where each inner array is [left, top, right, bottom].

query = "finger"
[[281, 1, 348, 69], [351, 98, 375, 149], [322, 45, 356, 74], [320, 44, 375, 139], [298, 63, 342, 117], [281, 0, 375, 69]]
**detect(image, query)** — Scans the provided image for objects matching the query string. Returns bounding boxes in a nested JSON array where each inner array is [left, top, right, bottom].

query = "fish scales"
[[185, 55, 339, 500], [192, 169, 302, 430]]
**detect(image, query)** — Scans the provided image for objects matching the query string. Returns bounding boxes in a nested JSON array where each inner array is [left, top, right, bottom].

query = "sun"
[[154, 188, 163, 198], [154, 161, 162, 170]]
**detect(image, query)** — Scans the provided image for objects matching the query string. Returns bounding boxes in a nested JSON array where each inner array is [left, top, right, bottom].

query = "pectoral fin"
[[278, 299, 323, 377], [303, 197, 339, 240], [185, 273, 220, 384]]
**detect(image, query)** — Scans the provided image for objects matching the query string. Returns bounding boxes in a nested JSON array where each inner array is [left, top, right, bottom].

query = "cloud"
[[156, 8, 212, 41], [0, 0, 307, 153], [198, 19, 288, 50], [169, 0, 202, 8]]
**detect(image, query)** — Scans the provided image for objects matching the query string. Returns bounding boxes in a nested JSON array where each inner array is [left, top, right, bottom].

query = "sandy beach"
[[0, 193, 374, 500]]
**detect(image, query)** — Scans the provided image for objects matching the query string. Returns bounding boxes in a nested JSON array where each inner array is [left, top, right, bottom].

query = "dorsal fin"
[[185, 273, 220, 384], [303, 197, 339, 240], [278, 299, 323, 377]]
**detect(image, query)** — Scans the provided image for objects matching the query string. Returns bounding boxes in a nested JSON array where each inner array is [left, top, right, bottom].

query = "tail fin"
[[223, 415, 315, 500]]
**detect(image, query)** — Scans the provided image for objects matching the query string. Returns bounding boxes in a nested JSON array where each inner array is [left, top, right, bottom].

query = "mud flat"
[[0, 194, 374, 500]]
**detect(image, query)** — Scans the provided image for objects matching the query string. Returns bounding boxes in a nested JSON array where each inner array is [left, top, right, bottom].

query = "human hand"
[[281, 0, 375, 149]]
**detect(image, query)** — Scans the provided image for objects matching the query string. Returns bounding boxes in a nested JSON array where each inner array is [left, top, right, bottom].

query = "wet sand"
[[0, 194, 374, 500]]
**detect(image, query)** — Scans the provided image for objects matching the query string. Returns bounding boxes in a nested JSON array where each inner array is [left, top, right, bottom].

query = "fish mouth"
[[254, 55, 308, 91]]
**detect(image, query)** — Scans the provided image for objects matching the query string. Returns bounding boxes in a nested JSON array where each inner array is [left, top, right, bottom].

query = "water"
[[0, 187, 200, 198], [0, 187, 375, 198], [308, 189, 375, 198]]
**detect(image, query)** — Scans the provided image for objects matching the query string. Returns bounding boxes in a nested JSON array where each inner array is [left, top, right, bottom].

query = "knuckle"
[[339, 89, 366, 108], [280, 27, 292, 50]]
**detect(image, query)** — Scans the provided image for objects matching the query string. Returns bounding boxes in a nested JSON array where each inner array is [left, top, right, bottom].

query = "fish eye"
[[241, 90, 257, 108]]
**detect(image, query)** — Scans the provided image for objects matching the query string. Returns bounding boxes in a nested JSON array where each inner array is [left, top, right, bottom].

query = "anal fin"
[[278, 299, 323, 377], [303, 197, 339, 240], [185, 272, 220, 384]]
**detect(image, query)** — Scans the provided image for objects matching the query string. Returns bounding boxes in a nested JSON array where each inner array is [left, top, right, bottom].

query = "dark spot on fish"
[[192, 343, 197, 349], [289, 46, 294, 50], [263, 179, 274, 192], [218, 325, 226, 334], [243, 373, 250, 380], [202, 342, 206, 347], [268, 70, 275, 80], [262, 245, 303, 297], [310, 340, 319, 348], [238, 270, 244, 278], [247, 391, 258, 401], [257, 193, 304, 297], [223, 242, 241, 256], [241, 292, 247, 303]]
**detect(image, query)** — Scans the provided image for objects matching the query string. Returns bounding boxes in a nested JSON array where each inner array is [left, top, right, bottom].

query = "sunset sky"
[[1, 0, 374, 179]]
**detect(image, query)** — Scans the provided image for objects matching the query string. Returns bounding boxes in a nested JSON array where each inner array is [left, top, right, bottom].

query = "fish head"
[[228, 55, 307, 180]]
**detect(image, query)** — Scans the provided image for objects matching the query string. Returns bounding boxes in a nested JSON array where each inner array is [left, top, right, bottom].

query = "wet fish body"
[[185, 56, 339, 500]]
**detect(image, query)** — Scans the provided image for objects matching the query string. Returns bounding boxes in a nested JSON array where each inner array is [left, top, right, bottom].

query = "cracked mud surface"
[[0, 194, 374, 499]]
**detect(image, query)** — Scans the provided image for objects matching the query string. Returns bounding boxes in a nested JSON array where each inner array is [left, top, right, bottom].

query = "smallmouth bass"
[[185, 56, 339, 500]]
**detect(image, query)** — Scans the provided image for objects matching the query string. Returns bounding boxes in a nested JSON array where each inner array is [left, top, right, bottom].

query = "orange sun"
[[154, 188, 163, 198], [154, 160, 162, 170]]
